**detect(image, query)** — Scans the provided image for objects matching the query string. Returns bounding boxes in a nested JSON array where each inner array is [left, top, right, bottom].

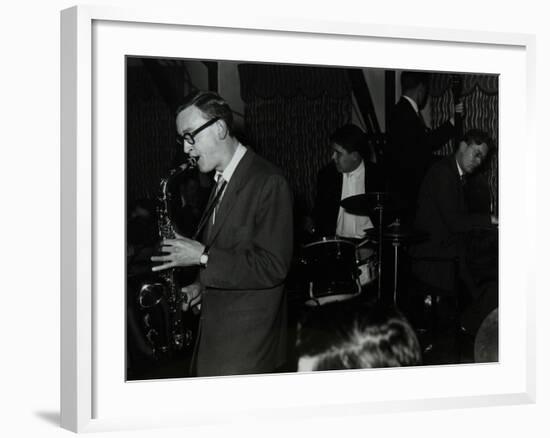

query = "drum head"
[[301, 237, 360, 305], [304, 291, 360, 307], [302, 237, 357, 263]]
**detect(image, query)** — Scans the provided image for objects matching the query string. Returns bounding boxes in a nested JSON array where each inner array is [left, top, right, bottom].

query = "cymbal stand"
[[390, 222, 401, 307], [373, 195, 384, 300]]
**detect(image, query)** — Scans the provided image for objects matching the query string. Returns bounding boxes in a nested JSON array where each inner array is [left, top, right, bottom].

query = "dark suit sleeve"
[[425, 120, 456, 152], [200, 174, 294, 289], [366, 162, 385, 191], [312, 165, 339, 237], [388, 101, 456, 166], [432, 168, 491, 233], [387, 104, 416, 168], [311, 169, 325, 232]]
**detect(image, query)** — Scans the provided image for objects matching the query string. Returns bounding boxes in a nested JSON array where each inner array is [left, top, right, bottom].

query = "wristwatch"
[[199, 246, 209, 268]]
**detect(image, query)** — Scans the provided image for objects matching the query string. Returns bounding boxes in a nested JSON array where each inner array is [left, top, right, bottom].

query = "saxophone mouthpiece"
[[169, 156, 196, 176]]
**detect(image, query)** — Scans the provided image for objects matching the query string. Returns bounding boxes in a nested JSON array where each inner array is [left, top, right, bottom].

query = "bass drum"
[[300, 237, 361, 306]]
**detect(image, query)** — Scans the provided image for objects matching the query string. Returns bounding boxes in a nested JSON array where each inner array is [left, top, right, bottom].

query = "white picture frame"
[[61, 4, 536, 433]]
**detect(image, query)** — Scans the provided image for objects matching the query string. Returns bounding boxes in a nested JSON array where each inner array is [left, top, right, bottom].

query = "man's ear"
[[216, 119, 228, 140]]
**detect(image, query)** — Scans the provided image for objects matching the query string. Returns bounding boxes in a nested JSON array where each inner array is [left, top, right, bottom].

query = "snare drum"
[[300, 237, 361, 306]]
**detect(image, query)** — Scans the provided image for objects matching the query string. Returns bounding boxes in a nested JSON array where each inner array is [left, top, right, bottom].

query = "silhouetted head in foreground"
[[297, 301, 422, 371]]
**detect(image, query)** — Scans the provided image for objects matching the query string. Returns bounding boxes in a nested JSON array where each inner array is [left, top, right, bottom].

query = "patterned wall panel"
[[126, 62, 193, 207], [240, 65, 353, 213], [245, 96, 352, 213]]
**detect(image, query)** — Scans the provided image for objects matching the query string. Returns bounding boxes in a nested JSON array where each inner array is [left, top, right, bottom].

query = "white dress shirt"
[[336, 160, 374, 238], [212, 143, 247, 224]]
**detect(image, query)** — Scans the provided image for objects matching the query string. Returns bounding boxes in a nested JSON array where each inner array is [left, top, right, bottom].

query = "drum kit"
[[300, 236, 378, 306], [299, 191, 427, 307]]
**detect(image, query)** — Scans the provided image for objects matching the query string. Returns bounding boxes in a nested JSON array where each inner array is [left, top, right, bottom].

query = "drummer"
[[308, 124, 384, 240]]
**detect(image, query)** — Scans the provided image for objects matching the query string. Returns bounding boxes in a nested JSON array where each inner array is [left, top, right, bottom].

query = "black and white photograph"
[[125, 58, 499, 380], [5, 0, 546, 435]]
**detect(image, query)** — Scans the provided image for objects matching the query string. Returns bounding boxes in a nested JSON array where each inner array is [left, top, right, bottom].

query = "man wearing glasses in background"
[[151, 90, 294, 377]]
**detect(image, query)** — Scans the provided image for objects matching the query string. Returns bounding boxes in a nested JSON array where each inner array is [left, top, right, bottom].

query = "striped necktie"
[[192, 176, 227, 241], [211, 175, 226, 225]]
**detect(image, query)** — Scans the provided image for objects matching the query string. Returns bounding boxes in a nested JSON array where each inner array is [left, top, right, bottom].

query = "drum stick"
[[356, 238, 371, 248]]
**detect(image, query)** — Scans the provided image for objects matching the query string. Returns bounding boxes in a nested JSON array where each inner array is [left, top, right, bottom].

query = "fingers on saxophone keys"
[[150, 255, 174, 269], [163, 238, 184, 245], [150, 254, 169, 261], [151, 262, 176, 272]]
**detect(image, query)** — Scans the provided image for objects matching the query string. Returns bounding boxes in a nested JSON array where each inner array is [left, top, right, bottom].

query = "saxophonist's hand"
[[180, 282, 203, 312], [150, 233, 205, 271]]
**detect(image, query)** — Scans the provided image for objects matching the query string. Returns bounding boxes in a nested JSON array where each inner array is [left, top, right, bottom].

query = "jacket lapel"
[[448, 157, 466, 211], [206, 150, 254, 246]]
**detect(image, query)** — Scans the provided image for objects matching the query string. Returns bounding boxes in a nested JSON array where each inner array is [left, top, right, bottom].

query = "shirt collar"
[[216, 143, 247, 183], [403, 95, 420, 114], [455, 159, 465, 177]]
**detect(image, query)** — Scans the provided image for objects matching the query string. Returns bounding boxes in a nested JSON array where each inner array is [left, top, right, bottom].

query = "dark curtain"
[[126, 61, 193, 206], [430, 74, 499, 214], [239, 64, 352, 213]]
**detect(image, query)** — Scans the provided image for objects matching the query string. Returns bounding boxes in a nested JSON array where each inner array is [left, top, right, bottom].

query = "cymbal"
[[340, 192, 392, 216], [340, 194, 371, 216], [365, 223, 428, 243]]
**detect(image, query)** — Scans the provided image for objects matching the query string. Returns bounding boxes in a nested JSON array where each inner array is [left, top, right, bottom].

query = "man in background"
[[386, 71, 463, 224], [311, 124, 384, 239], [411, 129, 498, 333]]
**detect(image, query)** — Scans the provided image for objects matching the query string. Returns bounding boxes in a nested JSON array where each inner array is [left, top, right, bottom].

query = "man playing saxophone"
[[151, 90, 294, 377]]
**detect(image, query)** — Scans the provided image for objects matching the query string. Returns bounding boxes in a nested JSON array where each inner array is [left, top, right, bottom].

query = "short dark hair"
[[329, 124, 366, 154], [297, 301, 422, 370], [175, 90, 234, 137], [401, 71, 431, 93], [461, 128, 494, 150]]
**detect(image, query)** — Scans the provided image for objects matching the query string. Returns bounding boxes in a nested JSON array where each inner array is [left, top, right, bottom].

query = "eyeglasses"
[[177, 117, 220, 146]]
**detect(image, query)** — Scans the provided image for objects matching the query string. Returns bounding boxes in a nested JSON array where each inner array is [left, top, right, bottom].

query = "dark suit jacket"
[[197, 149, 294, 376], [386, 97, 457, 223], [312, 160, 384, 238], [411, 156, 491, 294]]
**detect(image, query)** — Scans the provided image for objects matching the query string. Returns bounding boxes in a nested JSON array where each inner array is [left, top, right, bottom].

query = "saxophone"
[[138, 156, 198, 359]]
